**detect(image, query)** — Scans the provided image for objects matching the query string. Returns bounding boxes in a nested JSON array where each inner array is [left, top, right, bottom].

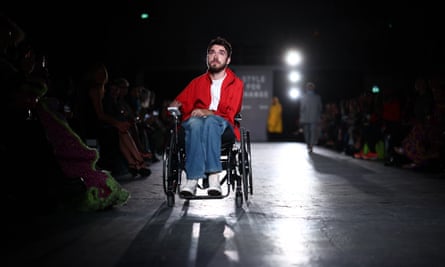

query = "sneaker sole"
[[207, 188, 222, 196], [180, 190, 195, 197], [180, 187, 196, 197]]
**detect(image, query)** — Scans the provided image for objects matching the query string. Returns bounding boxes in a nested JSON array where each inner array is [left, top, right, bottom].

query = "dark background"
[[3, 0, 444, 133]]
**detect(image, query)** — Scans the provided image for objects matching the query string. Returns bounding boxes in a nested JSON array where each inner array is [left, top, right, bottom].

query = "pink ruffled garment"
[[36, 98, 130, 211]]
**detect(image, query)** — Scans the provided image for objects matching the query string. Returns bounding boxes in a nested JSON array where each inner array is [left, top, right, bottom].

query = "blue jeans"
[[181, 115, 231, 179]]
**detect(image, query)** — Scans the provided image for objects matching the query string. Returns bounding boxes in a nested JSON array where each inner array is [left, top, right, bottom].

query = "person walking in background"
[[267, 96, 283, 141], [299, 81, 323, 153]]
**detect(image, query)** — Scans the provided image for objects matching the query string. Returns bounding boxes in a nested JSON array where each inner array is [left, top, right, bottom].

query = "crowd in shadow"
[[1, 14, 171, 213], [316, 76, 444, 173]]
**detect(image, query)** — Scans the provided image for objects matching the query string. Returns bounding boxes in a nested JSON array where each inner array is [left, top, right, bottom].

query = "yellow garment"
[[267, 98, 283, 133]]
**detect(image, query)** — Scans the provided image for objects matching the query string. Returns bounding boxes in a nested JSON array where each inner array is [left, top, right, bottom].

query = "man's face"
[[207, 44, 230, 73]]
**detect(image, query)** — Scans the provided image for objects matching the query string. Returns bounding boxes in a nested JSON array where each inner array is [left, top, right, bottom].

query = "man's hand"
[[191, 108, 213, 117], [169, 100, 182, 108]]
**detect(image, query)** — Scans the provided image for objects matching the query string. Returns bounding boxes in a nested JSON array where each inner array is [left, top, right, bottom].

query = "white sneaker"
[[180, 179, 198, 196], [207, 173, 222, 196]]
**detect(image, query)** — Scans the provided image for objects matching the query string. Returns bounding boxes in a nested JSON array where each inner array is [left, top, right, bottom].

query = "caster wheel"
[[167, 192, 175, 207], [235, 192, 243, 208]]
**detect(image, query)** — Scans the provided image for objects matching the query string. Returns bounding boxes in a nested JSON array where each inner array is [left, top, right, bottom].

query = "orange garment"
[[267, 97, 283, 134]]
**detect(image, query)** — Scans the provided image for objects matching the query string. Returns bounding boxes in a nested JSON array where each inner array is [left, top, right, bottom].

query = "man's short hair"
[[207, 36, 232, 57]]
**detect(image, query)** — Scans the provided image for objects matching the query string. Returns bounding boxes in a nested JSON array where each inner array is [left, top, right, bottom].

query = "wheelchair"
[[162, 107, 253, 208]]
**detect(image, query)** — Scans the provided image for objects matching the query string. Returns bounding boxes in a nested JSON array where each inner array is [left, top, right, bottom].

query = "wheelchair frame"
[[162, 107, 253, 208]]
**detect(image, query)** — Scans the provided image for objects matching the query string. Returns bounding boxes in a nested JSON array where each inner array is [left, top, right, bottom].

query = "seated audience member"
[[1, 14, 129, 212], [103, 77, 152, 176]]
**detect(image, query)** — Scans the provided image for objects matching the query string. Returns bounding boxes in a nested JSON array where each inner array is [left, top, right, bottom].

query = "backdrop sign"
[[233, 66, 273, 142]]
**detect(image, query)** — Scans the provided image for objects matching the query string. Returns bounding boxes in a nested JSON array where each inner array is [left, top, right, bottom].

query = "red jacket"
[[175, 68, 244, 140]]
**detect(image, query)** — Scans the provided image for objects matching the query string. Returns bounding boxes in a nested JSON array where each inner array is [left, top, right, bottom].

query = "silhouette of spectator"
[[392, 77, 439, 169], [103, 77, 152, 176], [74, 61, 130, 175], [1, 13, 61, 212], [1, 15, 130, 212], [141, 90, 167, 159], [354, 92, 382, 160]]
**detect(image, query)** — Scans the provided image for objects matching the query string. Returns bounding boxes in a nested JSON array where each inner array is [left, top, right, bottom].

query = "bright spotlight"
[[285, 50, 302, 66], [288, 87, 300, 100], [288, 70, 301, 83]]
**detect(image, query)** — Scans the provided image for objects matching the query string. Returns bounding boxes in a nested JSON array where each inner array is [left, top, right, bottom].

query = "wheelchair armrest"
[[167, 106, 182, 117], [235, 113, 242, 122]]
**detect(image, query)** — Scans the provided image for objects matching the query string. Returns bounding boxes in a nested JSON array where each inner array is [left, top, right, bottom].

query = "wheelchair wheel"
[[162, 146, 172, 194], [246, 130, 253, 195], [235, 192, 243, 208], [167, 191, 175, 207], [162, 130, 180, 197], [239, 128, 252, 202]]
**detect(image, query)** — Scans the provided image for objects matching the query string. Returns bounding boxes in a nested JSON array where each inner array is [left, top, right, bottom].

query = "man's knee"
[[184, 117, 203, 129], [203, 115, 225, 127], [203, 116, 229, 137]]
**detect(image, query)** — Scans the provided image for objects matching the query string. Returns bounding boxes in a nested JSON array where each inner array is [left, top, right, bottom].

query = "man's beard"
[[208, 62, 227, 74]]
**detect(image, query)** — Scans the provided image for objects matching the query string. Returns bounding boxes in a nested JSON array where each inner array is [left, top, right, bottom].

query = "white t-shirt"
[[209, 76, 224, 111]]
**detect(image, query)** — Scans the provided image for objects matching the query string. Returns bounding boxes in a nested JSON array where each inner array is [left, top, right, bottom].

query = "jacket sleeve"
[[216, 78, 243, 126]]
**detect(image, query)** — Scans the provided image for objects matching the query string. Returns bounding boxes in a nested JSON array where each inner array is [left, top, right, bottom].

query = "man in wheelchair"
[[168, 36, 244, 196]]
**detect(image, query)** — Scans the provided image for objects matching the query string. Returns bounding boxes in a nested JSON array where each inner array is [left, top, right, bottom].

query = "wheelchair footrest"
[[179, 194, 227, 200], [178, 184, 231, 200]]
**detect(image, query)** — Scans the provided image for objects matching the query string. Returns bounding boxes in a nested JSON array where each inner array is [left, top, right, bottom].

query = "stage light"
[[285, 50, 302, 67], [288, 70, 301, 83], [289, 87, 301, 100]]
